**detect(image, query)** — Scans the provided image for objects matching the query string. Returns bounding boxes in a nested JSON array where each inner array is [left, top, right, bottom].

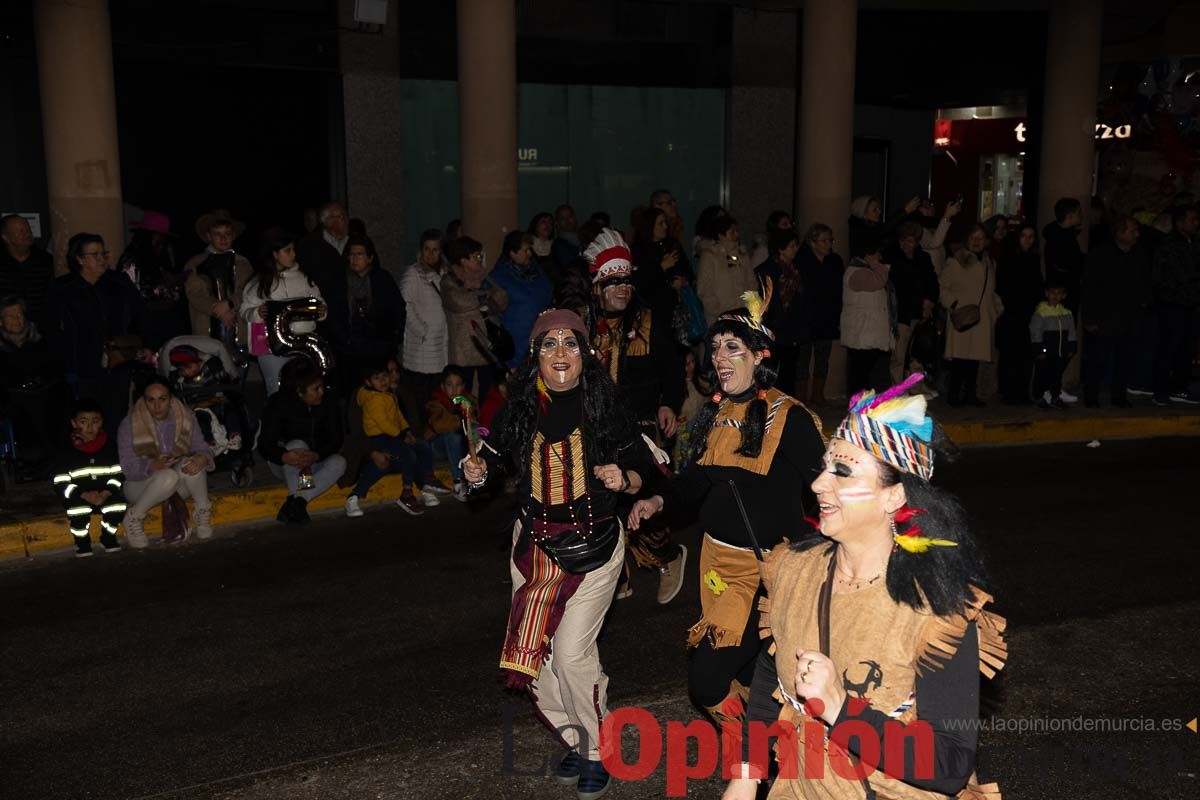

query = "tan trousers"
[[510, 522, 625, 760], [890, 323, 914, 384]]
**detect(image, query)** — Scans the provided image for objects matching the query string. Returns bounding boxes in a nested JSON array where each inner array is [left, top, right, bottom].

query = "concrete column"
[[795, 0, 857, 260], [456, 0, 518, 263], [34, 0, 124, 272], [1036, 0, 1103, 248], [339, 0, 404, 273]]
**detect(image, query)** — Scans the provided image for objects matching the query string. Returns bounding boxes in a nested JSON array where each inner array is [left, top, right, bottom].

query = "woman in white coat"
[[940, 223, 1003, 407], [240, 230, 326, 395]]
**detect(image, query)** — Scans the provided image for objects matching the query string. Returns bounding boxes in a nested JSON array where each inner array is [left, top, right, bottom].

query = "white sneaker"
[[1041, 390, 1053, 404], [123, 515, 149, 549], [194, 506, 213, 539], [452, 482, 469, 502], [422, 480, 453, 496], [1058, 389, 1078, 404], [344, 495, 364, 518], [420, 489, 440, 507]]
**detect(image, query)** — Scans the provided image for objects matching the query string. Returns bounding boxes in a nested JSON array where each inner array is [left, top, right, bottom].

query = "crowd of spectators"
[[3, 178, 1198, 552]]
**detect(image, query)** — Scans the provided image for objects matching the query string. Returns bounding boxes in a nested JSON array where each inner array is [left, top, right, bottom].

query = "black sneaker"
[[99, 532, 121, 553], [1152, 395, 1171, 407], [1169, 393, 1200, 405], [556, 750, 581, 786], [576, 759, 611, 799], [75, 538, 94, 558], [276, 496, 300, 525], [293, 497, 310, 524]]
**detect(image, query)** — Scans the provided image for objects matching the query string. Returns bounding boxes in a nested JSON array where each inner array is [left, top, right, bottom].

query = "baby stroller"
[[157, 335, 256, 488]]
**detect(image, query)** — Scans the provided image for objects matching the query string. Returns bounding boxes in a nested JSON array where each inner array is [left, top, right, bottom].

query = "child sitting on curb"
[[423, 365, 473, 501], [52, 399, 127, 557], [347, 361, 450, 517]]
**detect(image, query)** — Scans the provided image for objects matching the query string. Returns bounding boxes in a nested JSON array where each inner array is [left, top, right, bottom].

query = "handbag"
[[673, 285, 707, 346], [529, 516, 620, 575], [950, 259, 989, 333], [484, 318, 515, 363]]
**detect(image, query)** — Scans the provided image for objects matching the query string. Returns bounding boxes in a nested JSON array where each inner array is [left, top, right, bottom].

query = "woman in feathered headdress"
[[722, 376, 1007, 800], [628, 281, 827, 730]]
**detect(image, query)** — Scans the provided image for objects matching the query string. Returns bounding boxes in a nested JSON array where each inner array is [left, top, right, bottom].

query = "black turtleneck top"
[[482, 384, 656, 524], [664, 387, 826, 550]]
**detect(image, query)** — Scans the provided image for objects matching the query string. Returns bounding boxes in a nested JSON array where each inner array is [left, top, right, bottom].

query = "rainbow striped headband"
[[834, 374, 935, 481]]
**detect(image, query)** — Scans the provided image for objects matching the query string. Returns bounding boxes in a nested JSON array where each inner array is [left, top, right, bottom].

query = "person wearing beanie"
[[463, 308, 659, 800]]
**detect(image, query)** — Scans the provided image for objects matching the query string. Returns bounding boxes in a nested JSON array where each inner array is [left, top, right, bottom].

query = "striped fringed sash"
[[499, 528, 586, 690]]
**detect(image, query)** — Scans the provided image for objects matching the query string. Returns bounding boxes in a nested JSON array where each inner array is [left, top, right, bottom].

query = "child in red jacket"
[[424, 365, 475, 501]]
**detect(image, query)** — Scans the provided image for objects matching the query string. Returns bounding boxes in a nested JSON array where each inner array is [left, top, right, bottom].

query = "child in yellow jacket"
[[423, 365, 475, 501], [348, 363, 448, 516]]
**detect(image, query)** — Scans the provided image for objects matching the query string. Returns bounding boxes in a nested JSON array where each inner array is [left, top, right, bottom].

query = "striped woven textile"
[[835, 413, 934, 481]]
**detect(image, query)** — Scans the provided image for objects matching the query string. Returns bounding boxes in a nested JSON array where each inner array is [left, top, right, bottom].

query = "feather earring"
[[536, 374, 551, 414]]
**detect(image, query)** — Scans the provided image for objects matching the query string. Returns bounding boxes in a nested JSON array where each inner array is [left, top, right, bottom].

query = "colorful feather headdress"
[[834, 373, 935, 481], [717, 277, 775, 341], [583, 228, 633, 284]]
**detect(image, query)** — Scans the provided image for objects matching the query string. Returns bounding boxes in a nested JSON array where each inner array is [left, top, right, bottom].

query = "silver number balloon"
[[265, 297, 335, 374]]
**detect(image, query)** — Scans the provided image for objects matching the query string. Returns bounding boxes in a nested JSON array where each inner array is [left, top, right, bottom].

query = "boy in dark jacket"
[[52, 399, 126, 557], [1030, 279, 1078, 409]]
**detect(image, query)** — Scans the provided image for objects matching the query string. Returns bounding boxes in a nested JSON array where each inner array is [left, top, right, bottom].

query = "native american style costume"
[[742, 376, 1008, 799], [662, 282, 826, 723], [478, 308, 658, 765], [586, 228, 686, 580]]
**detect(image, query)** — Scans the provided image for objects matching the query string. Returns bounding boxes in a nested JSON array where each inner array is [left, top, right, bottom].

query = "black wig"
[[492, 328, 637, 485], [792, 424, 988, 618], [685, 314, 778, 463]]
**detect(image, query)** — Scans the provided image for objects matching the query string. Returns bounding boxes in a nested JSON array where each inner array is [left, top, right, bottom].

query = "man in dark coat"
[[1042, 196, 1085, 312], [1082, 216, 1152, 407], [0, 214, 55, 328], [1149, 205, 1200, 405], [295, 201, 350, 299]]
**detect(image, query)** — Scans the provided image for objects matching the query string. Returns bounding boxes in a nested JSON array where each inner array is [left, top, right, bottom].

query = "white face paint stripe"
[[836, 487, 877, 503]]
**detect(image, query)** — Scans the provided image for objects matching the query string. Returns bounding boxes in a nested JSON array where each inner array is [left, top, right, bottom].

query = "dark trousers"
[[947, 358, 980, 404], [1083, 331, 1136, 404], [1034, 353, 1067, 398], [352, 433, 434, 498], [1153, 304, 1197, 399], [64, 490, 128, 540], [688, 598, 762, 708], [845, 347, 888, 397]]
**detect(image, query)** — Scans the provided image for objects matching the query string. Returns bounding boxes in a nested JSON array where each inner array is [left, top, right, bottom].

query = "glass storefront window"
[[978, 154, 1024, 219], [399, 80, 726, 262]]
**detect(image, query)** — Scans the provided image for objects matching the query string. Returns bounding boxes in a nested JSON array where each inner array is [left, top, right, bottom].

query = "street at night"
[[2, 439, 1197, 800]]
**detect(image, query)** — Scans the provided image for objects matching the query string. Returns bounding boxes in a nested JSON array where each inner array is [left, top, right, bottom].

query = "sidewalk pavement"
[[4, 399, 1197, 561]]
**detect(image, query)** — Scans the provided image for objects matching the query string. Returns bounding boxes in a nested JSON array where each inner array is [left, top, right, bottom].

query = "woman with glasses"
[[463, 308, 657, 800], [794, 223, 844, 407], [47, 233, 148, 427]]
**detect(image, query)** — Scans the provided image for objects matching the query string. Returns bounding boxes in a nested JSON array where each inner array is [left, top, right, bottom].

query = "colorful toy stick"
[[452, 394, 482, 458]]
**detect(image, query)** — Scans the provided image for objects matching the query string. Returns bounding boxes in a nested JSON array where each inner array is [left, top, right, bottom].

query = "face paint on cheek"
[[836, 487, 878, 505]]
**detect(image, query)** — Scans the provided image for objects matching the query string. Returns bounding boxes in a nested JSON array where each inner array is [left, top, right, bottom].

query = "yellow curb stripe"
[[1, 470, 449, 561]]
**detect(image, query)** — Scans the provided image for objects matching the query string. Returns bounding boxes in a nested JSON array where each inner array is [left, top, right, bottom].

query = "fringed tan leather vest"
[[760, 544, 1006, 800]]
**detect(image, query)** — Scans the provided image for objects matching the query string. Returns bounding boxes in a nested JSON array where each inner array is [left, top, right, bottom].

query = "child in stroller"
[[158, 336, 255, 487]]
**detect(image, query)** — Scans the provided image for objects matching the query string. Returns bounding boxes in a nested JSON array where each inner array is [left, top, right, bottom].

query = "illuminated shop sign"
[[1013, 122, 1131, 142]]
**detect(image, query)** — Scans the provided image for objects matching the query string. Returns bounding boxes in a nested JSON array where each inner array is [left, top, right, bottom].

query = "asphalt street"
[[1, 439, 1198, 799]]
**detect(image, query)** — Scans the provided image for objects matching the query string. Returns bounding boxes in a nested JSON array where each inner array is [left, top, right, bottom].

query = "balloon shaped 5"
[[265, 297, 335, 374]]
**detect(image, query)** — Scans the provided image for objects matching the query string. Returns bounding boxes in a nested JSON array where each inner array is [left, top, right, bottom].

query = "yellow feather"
[[893, 535, 959, 554]]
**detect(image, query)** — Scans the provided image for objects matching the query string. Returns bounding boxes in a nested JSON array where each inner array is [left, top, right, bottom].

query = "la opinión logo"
[[501, 700, 936, 796]]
